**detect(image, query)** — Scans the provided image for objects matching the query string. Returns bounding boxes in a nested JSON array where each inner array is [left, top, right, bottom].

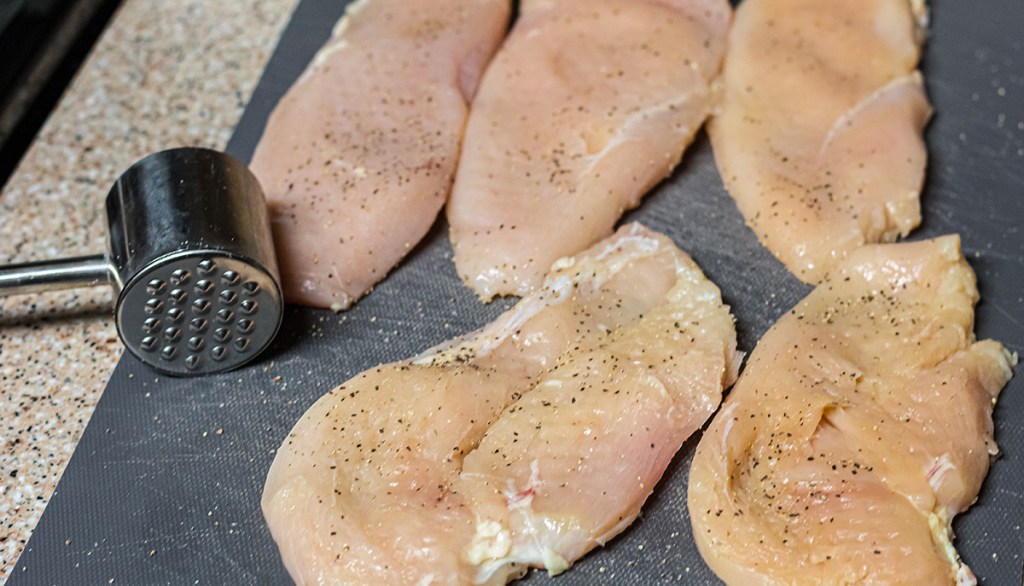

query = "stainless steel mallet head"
[[0, 147, 283, 376]]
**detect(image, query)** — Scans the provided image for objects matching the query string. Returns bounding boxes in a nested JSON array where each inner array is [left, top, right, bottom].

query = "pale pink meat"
[[447, 0, 730, 300], [709, 0, 932, 284], [250, 0, 510, 309], [689, 236, 1016, 585], [263, 224, 740, 584]]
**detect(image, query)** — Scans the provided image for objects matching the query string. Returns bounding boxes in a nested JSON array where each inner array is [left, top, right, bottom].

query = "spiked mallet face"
[[0, 148, 283, 376]]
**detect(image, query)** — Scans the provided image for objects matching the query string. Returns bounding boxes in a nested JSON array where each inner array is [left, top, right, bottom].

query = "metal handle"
[[0, 254, 115, 297]]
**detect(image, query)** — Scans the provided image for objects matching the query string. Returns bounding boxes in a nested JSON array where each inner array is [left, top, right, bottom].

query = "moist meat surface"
[[709, 0, 932, 284], [251, 0, 510, 309], [689, 236, 1015, 585], [447, 0, 730, 299], [263, 224, 740, 584]]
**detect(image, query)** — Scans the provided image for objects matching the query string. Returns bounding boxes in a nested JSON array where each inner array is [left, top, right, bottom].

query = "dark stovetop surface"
[[0, 0, 122, 189]]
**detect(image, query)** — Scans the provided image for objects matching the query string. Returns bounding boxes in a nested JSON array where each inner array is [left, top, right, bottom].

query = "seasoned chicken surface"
[[250, 0, 509, 310], [447, 0, 730, 300], [689, 236, 1016, 585], [709, 0, 932, 284], [264, 224, 740, 584]]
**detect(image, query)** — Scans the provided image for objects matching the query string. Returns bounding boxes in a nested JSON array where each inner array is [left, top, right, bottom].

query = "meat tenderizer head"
[[0, 148, 283, 376]]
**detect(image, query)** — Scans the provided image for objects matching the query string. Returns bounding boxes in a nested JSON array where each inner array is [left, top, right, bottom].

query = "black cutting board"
[[9, 0, 1024, 583]]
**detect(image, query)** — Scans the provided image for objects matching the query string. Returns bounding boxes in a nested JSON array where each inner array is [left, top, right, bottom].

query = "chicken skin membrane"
[[709, 0, 932, 284], [263, 223, 740, 585], [689, 236, 1016, 586], [250, 0, 510, 310], [447, 0, 730, 300]]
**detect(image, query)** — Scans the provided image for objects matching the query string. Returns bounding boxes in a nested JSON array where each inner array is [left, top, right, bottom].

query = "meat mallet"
[[0, 147, 283, 376]]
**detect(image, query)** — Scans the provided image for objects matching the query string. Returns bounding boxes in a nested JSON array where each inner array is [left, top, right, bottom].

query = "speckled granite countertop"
[[0, 0, 298, 579]]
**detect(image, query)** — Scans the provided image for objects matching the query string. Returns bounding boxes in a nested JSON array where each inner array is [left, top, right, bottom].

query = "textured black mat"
[[9, 0, 1024, 583]]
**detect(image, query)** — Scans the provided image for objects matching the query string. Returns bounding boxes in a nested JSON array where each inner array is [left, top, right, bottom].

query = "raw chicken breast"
[[709, 0, 932, 284], [447, 0, 730, 300], [264, 224, 740, 584], [250, 0, 509, 310], [689, 236, 1016, 585]]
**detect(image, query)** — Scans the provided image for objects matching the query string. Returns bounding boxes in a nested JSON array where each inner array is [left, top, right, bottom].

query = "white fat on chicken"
[[263, 224, 740, 584], [689, 236, 1015, 585]]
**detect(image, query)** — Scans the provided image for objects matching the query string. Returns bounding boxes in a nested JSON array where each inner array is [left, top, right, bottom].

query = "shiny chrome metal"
[[0, 147, 283, 377], [115, 249, 281, 377], [0, 254, 114, 297]]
